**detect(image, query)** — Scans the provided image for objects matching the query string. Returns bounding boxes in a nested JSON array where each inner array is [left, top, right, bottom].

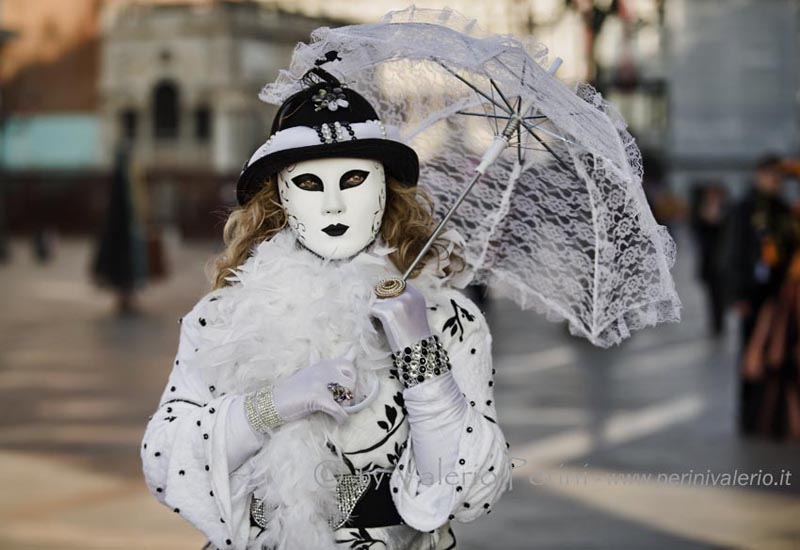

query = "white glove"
[[370, 282, 432, 352], [271, 353, 357, 425], [403, 370, 467, 486], [371, 283, 468, 485]]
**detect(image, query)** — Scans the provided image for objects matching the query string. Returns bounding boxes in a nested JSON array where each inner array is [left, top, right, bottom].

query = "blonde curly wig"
[[210, 175, 464, 289]]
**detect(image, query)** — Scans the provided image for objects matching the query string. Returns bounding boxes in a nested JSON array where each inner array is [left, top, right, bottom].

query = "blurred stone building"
[[667, 0, 800, 195], [0, 0, 339, 238], [2, 0, 798, 239], [509, 0, 799, 216], [100, 2, 333, 236]]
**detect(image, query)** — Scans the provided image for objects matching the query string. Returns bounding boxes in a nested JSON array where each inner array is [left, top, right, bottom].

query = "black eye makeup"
[[291, 173, 324, 192], [340, 170, 369, 190]]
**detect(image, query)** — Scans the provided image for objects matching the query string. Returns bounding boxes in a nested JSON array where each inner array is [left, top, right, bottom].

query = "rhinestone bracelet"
[[244, 385, 284, 434], [392, 334, 451, 389]]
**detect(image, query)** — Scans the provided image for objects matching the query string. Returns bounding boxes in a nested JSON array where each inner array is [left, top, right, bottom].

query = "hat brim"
[[236, 139, 419, 206]]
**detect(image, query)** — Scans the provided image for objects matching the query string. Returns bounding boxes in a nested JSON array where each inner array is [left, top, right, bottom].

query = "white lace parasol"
[[259, 6, 681, 347]]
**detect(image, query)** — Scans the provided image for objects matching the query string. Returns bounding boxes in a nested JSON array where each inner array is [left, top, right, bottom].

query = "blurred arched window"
[[153, 80, 180, 139]]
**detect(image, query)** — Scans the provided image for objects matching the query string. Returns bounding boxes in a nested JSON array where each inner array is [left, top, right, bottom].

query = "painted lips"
[[322, 223, 349, 236]]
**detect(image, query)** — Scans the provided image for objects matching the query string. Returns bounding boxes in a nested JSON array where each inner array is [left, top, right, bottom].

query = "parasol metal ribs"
[[375, 59, 563, 298]]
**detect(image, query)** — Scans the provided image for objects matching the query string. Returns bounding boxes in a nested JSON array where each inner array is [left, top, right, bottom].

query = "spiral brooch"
[[374, 277, 406, 299]]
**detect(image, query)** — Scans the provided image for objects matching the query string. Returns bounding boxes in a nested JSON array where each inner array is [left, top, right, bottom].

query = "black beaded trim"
[[391, 335, 451, 389], [313, 124, 326, 144], [312, 121, 355, 145], [342, 121, 356, 140]]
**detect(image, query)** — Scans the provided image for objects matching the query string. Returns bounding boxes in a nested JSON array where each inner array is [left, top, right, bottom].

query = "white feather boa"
[[191, 229, 468, 550]]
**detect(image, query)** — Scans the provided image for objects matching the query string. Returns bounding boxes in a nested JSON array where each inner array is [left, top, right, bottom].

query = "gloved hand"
[[370, 282, 432, 352], [371, 283, 466, 487], [271, 352, 357, 424]]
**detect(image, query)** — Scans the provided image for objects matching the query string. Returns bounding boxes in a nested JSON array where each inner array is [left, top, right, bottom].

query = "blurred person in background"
[[690, 181, 729, 336], [32, 227, 55, 263], [739, 158, 800, 440], [90, 139, 149, 315], [726, 154, 793, 436]]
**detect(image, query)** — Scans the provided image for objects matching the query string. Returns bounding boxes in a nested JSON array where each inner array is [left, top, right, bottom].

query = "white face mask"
[[277, 157, 387, 260]]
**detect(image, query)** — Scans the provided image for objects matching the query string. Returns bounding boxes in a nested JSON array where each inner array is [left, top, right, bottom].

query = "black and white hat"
[[236, 68, 420, 206]]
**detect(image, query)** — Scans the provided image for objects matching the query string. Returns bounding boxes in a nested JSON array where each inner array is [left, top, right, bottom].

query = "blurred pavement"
[[0, 232, 799, 550]]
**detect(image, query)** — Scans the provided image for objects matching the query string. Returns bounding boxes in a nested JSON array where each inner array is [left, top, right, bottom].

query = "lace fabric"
[[259, 6, 681, 347]]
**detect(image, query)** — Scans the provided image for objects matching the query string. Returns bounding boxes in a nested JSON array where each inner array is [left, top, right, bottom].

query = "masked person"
[[141, 69, 513, 550]]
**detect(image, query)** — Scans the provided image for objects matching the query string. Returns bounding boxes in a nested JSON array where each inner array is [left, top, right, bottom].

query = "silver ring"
[[327, 382, 353, 403]]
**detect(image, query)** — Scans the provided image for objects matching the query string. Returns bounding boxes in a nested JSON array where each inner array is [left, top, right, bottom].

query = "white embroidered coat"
[[141, 229, 512, 550]]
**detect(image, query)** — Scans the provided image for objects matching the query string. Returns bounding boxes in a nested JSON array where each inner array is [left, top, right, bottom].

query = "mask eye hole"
[[340, 170, 369, 190], [291, 173, 324, 192]]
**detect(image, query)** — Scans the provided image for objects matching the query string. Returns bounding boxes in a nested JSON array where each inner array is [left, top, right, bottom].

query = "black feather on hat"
[[236, 67, 419, 206]]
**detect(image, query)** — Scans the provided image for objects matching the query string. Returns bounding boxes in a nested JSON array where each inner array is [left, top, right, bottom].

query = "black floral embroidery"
[[335, 526, 387, 549], [393, 391, 406, 414], [348, 460, 385, 475], [385, 440, 404, 466], [328, 443, 399, 477], [326, 440, 339, 456], [325, 441, 360, 475], [342, 453, 358, 475], [441, 299, 476, 342], [376, 403, 398, 432], [345, 392, 406, 457]]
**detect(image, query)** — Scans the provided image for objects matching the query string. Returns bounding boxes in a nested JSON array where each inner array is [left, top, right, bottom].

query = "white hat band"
[[247, 120, 388, 168]]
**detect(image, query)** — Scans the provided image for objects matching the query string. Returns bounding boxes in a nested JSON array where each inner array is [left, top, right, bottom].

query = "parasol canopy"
[[259, 6, 681, 347]]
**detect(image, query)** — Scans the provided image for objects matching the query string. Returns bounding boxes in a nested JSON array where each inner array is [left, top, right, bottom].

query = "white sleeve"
[[389, 290, 513, 532], [141, 294, 263, 550], [226, 395, 266, 471]]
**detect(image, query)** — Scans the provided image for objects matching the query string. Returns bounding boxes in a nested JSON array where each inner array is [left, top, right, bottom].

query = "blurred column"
[[212, 91, 252, 174], [212, 106, 235, 174]]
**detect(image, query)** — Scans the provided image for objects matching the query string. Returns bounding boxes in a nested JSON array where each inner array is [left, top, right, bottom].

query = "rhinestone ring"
[[327, 382, 354, 403], [374, 277, 406, 298]]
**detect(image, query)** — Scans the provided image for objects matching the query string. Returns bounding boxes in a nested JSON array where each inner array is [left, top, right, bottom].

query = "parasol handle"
[[373, 58, 563, 298]]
